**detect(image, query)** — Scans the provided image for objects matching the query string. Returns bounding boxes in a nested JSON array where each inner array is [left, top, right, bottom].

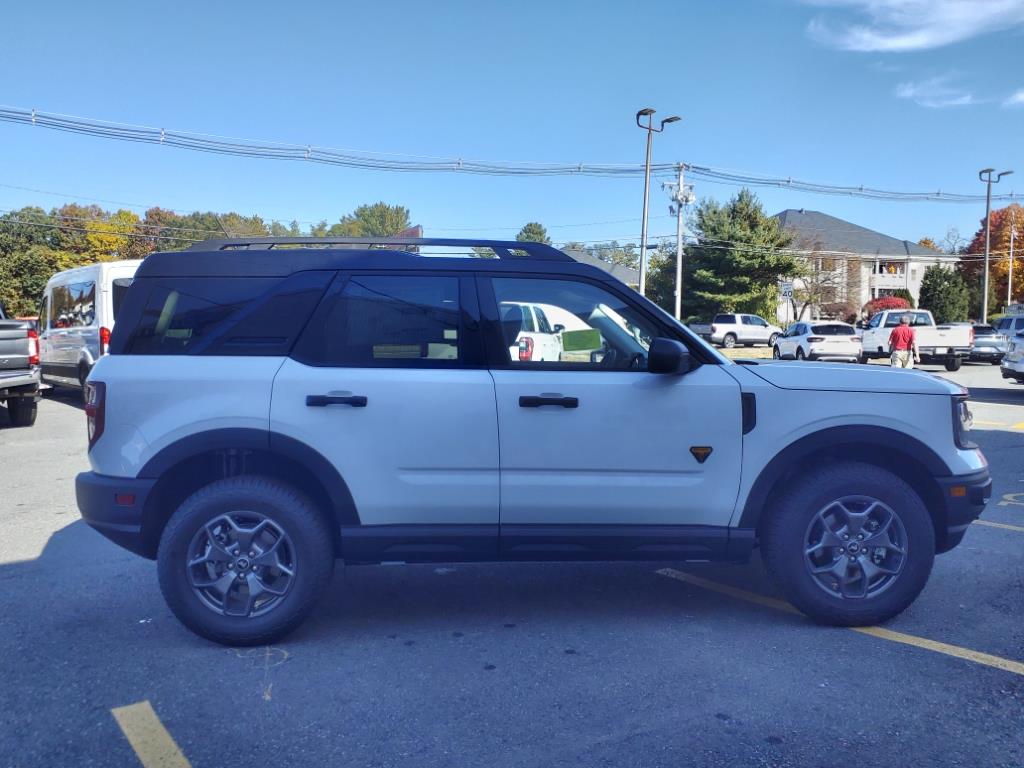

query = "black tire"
[[772, 345, 781, 359], [944, 358, 962, 372], [991, 359, 1002, 366], [7, 398, 37, 427], [768, 333, 779, 347], [723, 333, 737, 349], [795, 347, 806, 360], [761, 462, 935, 626], [157, 476, 334, 646]]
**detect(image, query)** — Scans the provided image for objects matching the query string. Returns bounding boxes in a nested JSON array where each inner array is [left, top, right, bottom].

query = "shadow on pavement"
[[965, 385, 1024, 406]]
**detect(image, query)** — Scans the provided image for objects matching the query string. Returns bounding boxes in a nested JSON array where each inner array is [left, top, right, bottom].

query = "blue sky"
[[1, 0, 1022, 248]]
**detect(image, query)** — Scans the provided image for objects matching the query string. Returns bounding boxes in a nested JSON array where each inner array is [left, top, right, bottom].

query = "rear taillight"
[[27, 329, 39, 366], [807, 336, 825, 343], [85, 381, 106, 449], [99, 326, 111, 356], [518, 337, 535, 361], [969, 327, 975, 345]]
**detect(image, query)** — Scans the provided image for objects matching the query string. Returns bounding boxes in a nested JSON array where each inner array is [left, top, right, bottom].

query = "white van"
[[38, 260, 142, 389]]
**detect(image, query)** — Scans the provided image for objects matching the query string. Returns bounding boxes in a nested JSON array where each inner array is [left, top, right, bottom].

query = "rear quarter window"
[[112, 272, 333, 356], [713, 314, 734, 324]]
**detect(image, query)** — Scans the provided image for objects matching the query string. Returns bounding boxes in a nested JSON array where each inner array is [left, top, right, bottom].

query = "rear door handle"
[[306, 394, 368, 407], [519, 395, 578, 408]]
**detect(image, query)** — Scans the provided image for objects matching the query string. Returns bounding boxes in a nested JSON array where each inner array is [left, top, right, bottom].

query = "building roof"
[[564, 248, 641, 286], [775, 209, 952, 259]]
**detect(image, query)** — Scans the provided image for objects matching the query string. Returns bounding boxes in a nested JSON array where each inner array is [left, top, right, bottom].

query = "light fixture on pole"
[[979, 167, 1013, 323], [636, 109, 680, 296]]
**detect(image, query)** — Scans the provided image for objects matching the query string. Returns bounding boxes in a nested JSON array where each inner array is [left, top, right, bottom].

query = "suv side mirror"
[[648, 337, 692, 375], [553, 324, 565, 334]]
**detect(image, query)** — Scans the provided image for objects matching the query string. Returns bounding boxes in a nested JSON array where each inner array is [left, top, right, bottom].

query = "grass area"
[[719, 345, 775, 360]]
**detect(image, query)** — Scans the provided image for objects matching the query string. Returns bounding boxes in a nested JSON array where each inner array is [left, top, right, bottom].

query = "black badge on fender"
[[690, 446, 713, 464]]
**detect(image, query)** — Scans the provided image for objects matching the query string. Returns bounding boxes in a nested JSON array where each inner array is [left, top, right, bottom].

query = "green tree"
[[0, 245, 82, 316], [515, 222, 550, 244], [890, 288, 916, 308], [327, 202, 411, 237], [918, 265, 969, 324], [649, 189, 798, 318]]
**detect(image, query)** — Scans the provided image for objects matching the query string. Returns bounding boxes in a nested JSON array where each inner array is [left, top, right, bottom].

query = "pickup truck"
[[860, 309, 972, 371], [0, 303, 41, 427]]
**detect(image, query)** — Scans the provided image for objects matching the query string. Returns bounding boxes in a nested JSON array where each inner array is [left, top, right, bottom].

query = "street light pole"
[[635, 108, 679, 296], [1010, 207, 1017, 307], [979, 168, 1013, 323]]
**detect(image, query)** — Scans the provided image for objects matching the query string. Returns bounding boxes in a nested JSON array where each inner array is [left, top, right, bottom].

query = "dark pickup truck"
[[0, 303, 40, 427]]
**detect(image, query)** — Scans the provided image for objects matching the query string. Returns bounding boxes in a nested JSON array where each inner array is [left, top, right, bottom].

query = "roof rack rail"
[[186, 236, 574, 262]]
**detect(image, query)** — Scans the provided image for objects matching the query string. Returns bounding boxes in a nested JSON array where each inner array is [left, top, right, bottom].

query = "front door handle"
[[519, 395, 578, 408], [306, 394, 368, 407]]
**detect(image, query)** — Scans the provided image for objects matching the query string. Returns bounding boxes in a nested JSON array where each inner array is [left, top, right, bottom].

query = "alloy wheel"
[[803, 495, 907, 600], [186, 512, 296, 618]]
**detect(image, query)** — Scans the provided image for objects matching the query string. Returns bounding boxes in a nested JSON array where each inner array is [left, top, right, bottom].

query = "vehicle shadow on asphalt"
[[2, 520, 803, 653], [964, 385, 1024, 406], [42, 387, 85, 411]]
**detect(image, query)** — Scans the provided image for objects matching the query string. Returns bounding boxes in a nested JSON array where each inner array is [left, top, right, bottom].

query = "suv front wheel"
[[761, 462, 934, 626], [157, 476, 334, 646]]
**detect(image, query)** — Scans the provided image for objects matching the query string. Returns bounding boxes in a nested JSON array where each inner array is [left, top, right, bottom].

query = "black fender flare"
[[738, 425, 950, 529], [138, 427, 359, 524]]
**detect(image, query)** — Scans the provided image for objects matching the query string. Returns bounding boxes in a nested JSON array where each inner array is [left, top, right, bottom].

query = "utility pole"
[[1010, 207, 1017, 308], [635, 108, 680, 296], [662, 164, 695, 320], [979, 168, 1013, 323]]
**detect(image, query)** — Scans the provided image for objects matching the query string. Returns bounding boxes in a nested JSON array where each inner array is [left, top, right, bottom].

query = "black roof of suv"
[[138, 237, 616, 280]]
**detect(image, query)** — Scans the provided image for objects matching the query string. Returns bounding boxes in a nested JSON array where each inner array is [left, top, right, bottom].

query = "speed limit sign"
[[780, 281, 794, 300]]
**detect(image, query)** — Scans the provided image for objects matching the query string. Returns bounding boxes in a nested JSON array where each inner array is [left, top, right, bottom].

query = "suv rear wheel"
[[761, 462, 934, 626], [157, 476, 334, 646], [722, 333, 737, 349]]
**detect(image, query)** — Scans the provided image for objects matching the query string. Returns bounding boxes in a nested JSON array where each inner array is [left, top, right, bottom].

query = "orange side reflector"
[[950, 486, 967, 498]]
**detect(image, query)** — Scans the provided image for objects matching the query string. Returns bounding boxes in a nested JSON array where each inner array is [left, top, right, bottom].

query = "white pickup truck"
[[860, 309, 972, 371]]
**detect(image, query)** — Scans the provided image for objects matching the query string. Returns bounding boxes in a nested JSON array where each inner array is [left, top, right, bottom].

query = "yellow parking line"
[[656, 568, 1024, 677], [111, 701, 191, 768], [974, 519, 1024, 533], [972, 419, 1005, 426], [1013, 422, 1024, 430]]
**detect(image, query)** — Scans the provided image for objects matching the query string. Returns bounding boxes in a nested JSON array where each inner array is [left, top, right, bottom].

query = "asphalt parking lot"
[[1, 363, 1022, 768]]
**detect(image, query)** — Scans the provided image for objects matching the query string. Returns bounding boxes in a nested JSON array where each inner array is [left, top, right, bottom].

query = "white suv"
[[76, 237, 991, 646], [709, 313, 783, 348]]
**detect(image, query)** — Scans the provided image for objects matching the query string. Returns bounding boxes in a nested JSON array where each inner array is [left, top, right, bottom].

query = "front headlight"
[[953, 396, 974, 449]]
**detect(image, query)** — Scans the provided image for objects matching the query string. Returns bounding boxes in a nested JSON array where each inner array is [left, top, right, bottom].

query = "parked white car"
[[707, 313, 783, 348], [860, 309, 972, 372], [500, 301, 563, 361], [773, 322, 862, 362], [38, 260, 142, 390]]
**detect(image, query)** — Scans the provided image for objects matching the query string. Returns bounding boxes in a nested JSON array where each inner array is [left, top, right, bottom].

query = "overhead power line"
[[0, 105, 1020, 204]]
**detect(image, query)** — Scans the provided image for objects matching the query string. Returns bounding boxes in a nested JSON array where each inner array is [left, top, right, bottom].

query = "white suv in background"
[[76, 237, 991, 646], [709, 313, 783, 348], [773, 322, 862, 363]]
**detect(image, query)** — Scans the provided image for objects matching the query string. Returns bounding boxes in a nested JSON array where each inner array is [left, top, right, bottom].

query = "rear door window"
[[294, 274, 469, 367]]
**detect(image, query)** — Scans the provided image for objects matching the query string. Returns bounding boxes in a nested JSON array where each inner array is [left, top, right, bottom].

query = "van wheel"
[[7, 398, 37, 427], [944, 358, 962, 372], [761, 462, 934, 626], [722, 333, 737, 349], [157, 476, 334, 646]]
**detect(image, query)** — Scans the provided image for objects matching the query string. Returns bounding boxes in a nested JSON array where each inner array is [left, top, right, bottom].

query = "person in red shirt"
[[889, 315, 919, 368]]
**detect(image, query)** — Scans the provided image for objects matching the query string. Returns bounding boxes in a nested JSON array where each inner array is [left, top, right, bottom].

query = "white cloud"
[[894, 76, 975, 108], [1004, 89, 1024, 107], [805, 0, 1024, 52]]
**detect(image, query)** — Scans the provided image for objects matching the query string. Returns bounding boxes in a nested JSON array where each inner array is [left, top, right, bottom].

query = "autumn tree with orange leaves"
[[960, 203, 1023, 312]]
